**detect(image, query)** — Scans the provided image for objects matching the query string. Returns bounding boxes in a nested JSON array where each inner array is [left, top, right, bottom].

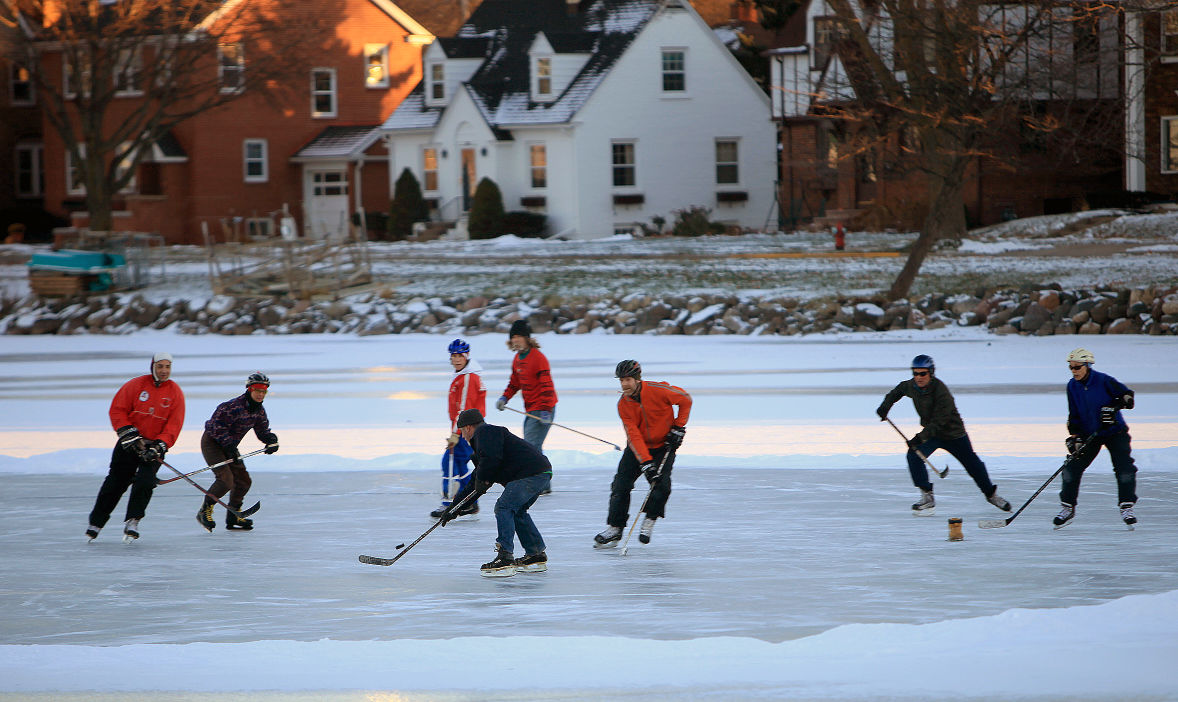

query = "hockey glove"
[[875, 406, 888, 421], [1100, 406, 1117, 426], [665, 426, 686, 450], [640, 461, 659, 482], [1120, 393, 1135, 410], [907, 437, 923, 451], [475, 480, 493, 496], [438, 505, 457, 526], [446, 433, 460, 450], [137, 440, 165, 463], [1065, 436, 1082, 455], [116, 425, 142, 450], [262, 433, 279, 454], [495, 396, 508, 411]]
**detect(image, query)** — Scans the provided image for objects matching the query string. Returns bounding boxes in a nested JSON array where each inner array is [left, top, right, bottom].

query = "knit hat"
[[508, 319, 532, 338]]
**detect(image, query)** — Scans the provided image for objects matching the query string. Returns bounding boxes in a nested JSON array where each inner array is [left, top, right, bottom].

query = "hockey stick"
[[619, 448, 675, 556], [885, 417, 948, 479], [504, 406, 622, 451], [359, 490, 480, 566], [978, 433, 1096, 529], [156, 447, 270, 485], [159, 459, 260, 521]]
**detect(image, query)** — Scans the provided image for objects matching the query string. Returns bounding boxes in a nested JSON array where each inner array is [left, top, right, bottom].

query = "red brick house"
[[30, 0, 438, 244]]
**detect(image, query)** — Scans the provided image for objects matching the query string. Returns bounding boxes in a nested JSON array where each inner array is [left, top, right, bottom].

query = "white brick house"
[[381, 0, 776, 239]]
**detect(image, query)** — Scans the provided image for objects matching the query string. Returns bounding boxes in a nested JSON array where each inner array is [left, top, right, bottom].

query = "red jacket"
[[617, 380, 692, 463], [448, 359, 487, 432], [109, 375, 186, 447], [502, 348, 557, 411]]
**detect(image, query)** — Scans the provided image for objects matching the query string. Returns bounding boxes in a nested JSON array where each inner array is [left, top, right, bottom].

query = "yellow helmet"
[[1066, 348, 1094, 364]]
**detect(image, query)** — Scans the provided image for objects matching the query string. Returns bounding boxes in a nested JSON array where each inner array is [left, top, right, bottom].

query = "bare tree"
[[1, 0, 326, 231], [814, 0, 1155, 299]]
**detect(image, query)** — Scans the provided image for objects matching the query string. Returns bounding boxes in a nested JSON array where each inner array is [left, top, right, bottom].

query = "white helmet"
[[1066, 348, 1094, 365]]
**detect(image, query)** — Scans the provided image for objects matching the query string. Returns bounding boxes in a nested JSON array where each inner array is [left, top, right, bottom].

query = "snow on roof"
[[292, 125, 382, 160]]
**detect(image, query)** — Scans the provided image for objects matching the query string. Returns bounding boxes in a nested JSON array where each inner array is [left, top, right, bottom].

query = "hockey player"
[[876, 354, 1010, 515], [430, 338, 486, 519], [594, 360, 691, 548], [1054, 348, 1138, 529], [495, 319, 558, 493], [86, 352, 185, 542], [196, 372, 279, 532], [441, 409, 552, 577]]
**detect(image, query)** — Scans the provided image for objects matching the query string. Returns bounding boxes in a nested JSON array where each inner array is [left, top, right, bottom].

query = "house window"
[[529, 144, 547, 188], [661, 50, 685, 92], [10, 64, 34, 105], [114, 48, 142, 96], [244, 139, 268, 183], [1165, 11, 1178, 56], [1162, 117, 1178, 173], [429, 63, 445, 101], [66, 147, 86, 196], [814, 16, 840, 70], [219, 43, 245, 93], [423, 147, 439, 191], [15, 143, 43, 197], [536, 57, 552, 96], [365, 44, 389, 88], [612, 141, 636, 187], [246, 218, 273, 238], [1073, 9, 1099, 64], [311, 68, 337, 117], [63, 52, 91, 99], [312, 170, 348, 196], [715, 139, 739, 184]]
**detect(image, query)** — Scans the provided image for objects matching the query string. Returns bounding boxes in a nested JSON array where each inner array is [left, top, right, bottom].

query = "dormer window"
[[536, 57, 552, 97], [429, 63, 445, 101], [661, 49, 685, 92]]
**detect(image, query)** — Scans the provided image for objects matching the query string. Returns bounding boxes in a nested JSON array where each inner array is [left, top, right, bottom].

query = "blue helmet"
[[911, 354, 935, 373], [448, 338, 470, 355]]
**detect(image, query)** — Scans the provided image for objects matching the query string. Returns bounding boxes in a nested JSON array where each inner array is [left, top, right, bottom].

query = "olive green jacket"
[[877, 377, 967, 443]]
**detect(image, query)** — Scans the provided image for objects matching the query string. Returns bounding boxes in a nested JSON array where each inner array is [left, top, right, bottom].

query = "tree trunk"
[[887, 156, 968, 300]]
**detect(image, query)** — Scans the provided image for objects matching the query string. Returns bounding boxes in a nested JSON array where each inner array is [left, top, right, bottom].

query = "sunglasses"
[[912, 370, 930, 377], [1068, 364, 1086, 371]]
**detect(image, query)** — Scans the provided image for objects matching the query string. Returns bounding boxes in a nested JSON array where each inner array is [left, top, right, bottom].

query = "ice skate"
[[515, 551, 548, 573], [986, 491, 1012, 512], [197, 503, 215, 532], [430, 503, 450, 519], [911, 489, 935, 516], [122, 518, 140, 543], [226, 510, 254, 531], [638, 516, 656, 544], [1120, 502, 1137, 529], [1053, 503, 1075, 529], [480, 548, 517, 577], [593, 525, 622, 549], [85, 525, 100, 542]]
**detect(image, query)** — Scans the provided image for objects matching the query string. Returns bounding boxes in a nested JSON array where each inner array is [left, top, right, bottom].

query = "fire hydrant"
[[834, 222, 845, 251]]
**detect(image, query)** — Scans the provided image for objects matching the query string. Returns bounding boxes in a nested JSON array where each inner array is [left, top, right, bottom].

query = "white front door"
[[304, 168, 349, 239]]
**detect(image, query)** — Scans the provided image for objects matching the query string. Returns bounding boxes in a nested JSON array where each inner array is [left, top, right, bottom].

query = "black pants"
[[1060, 430, 1137, 506], [606, 446, 675, 527], [88, 441, 161, 527], [200, 432, 252, 508]]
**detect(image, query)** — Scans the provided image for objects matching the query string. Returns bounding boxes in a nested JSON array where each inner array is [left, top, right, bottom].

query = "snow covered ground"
[[1, 329, 1176, 700]]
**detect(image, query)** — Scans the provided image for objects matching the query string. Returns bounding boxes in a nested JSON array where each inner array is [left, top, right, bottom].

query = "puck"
[[395, 543, 406, 549]]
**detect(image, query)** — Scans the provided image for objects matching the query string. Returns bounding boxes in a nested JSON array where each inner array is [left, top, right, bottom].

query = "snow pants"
[[440, 436, 476, 508], [907, 433, 996, 497], [606, 445, 676, 528], [88, 441, 161, 527], [200, 432, 252, 508], [1059, 430, 1137, 506]]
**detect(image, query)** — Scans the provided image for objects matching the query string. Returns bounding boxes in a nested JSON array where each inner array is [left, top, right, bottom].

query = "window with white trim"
[[428, 63, 445, 101], [1162, 117, 1178, 173], [715, 139, 739, 184], [536, 57, 552, 97], [365, 44, 389, 88], [611, 141, 636, 187], [529, 144, 547, 188], [218, 43, 245, 93], [423, 147, 438, 191], [66, 146, 86, 196], [10, 64, 34, 106], [311, 68, 337, 117], [114, 48, 142, 96], [244, 139, 268, 183], [1165, 11, 1178, 56], [15, 143, 43, 197], [661, 49, 685, 92]]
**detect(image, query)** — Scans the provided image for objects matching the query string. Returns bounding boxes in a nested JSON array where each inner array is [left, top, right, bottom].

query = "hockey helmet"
[[246, 371, 271, 388], [615, 359, 642, 380], [1066, 348, 1094, 365], [911, 354, 935, 374], [448, 338, 471, 355]]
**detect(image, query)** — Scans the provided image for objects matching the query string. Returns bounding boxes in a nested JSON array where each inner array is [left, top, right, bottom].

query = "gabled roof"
[[384, 0, 662, 132], [292, 125, 383, 161]]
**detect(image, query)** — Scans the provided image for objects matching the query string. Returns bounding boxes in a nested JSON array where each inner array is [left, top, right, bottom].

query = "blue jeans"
[[494, 472, 549, 556], [523, 408, 554, 490], [906, 434, 996, 496]]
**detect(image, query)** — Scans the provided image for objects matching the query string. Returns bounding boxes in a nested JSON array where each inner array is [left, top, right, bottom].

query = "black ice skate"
[[85, 525, 100, 542], [197, 503, 215, 532], [911, 489, 935, 515], [1120, 502, 1137, 529], [123, 518, 140, 543], [515, 551, 548, 573], [638, 517, 656, 544], [1053, 503, 1075, 529], [480, 548, 518, 577], [593, 525, 622, 549], [226, 509, 253, 530]]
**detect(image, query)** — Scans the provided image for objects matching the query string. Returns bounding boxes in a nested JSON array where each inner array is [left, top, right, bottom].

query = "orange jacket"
[[617, 380, 692, 463], [448, 360, 487, 432], [109, 375, 186, 447]]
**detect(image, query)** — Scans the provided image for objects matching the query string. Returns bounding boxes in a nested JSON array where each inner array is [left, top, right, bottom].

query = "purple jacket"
[[204, 393, 273, 449]]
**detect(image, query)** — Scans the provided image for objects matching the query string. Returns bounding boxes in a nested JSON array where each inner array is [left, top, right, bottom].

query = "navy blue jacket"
[[453, 423, 551, 504], [1067, 369, 1133, 437]]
